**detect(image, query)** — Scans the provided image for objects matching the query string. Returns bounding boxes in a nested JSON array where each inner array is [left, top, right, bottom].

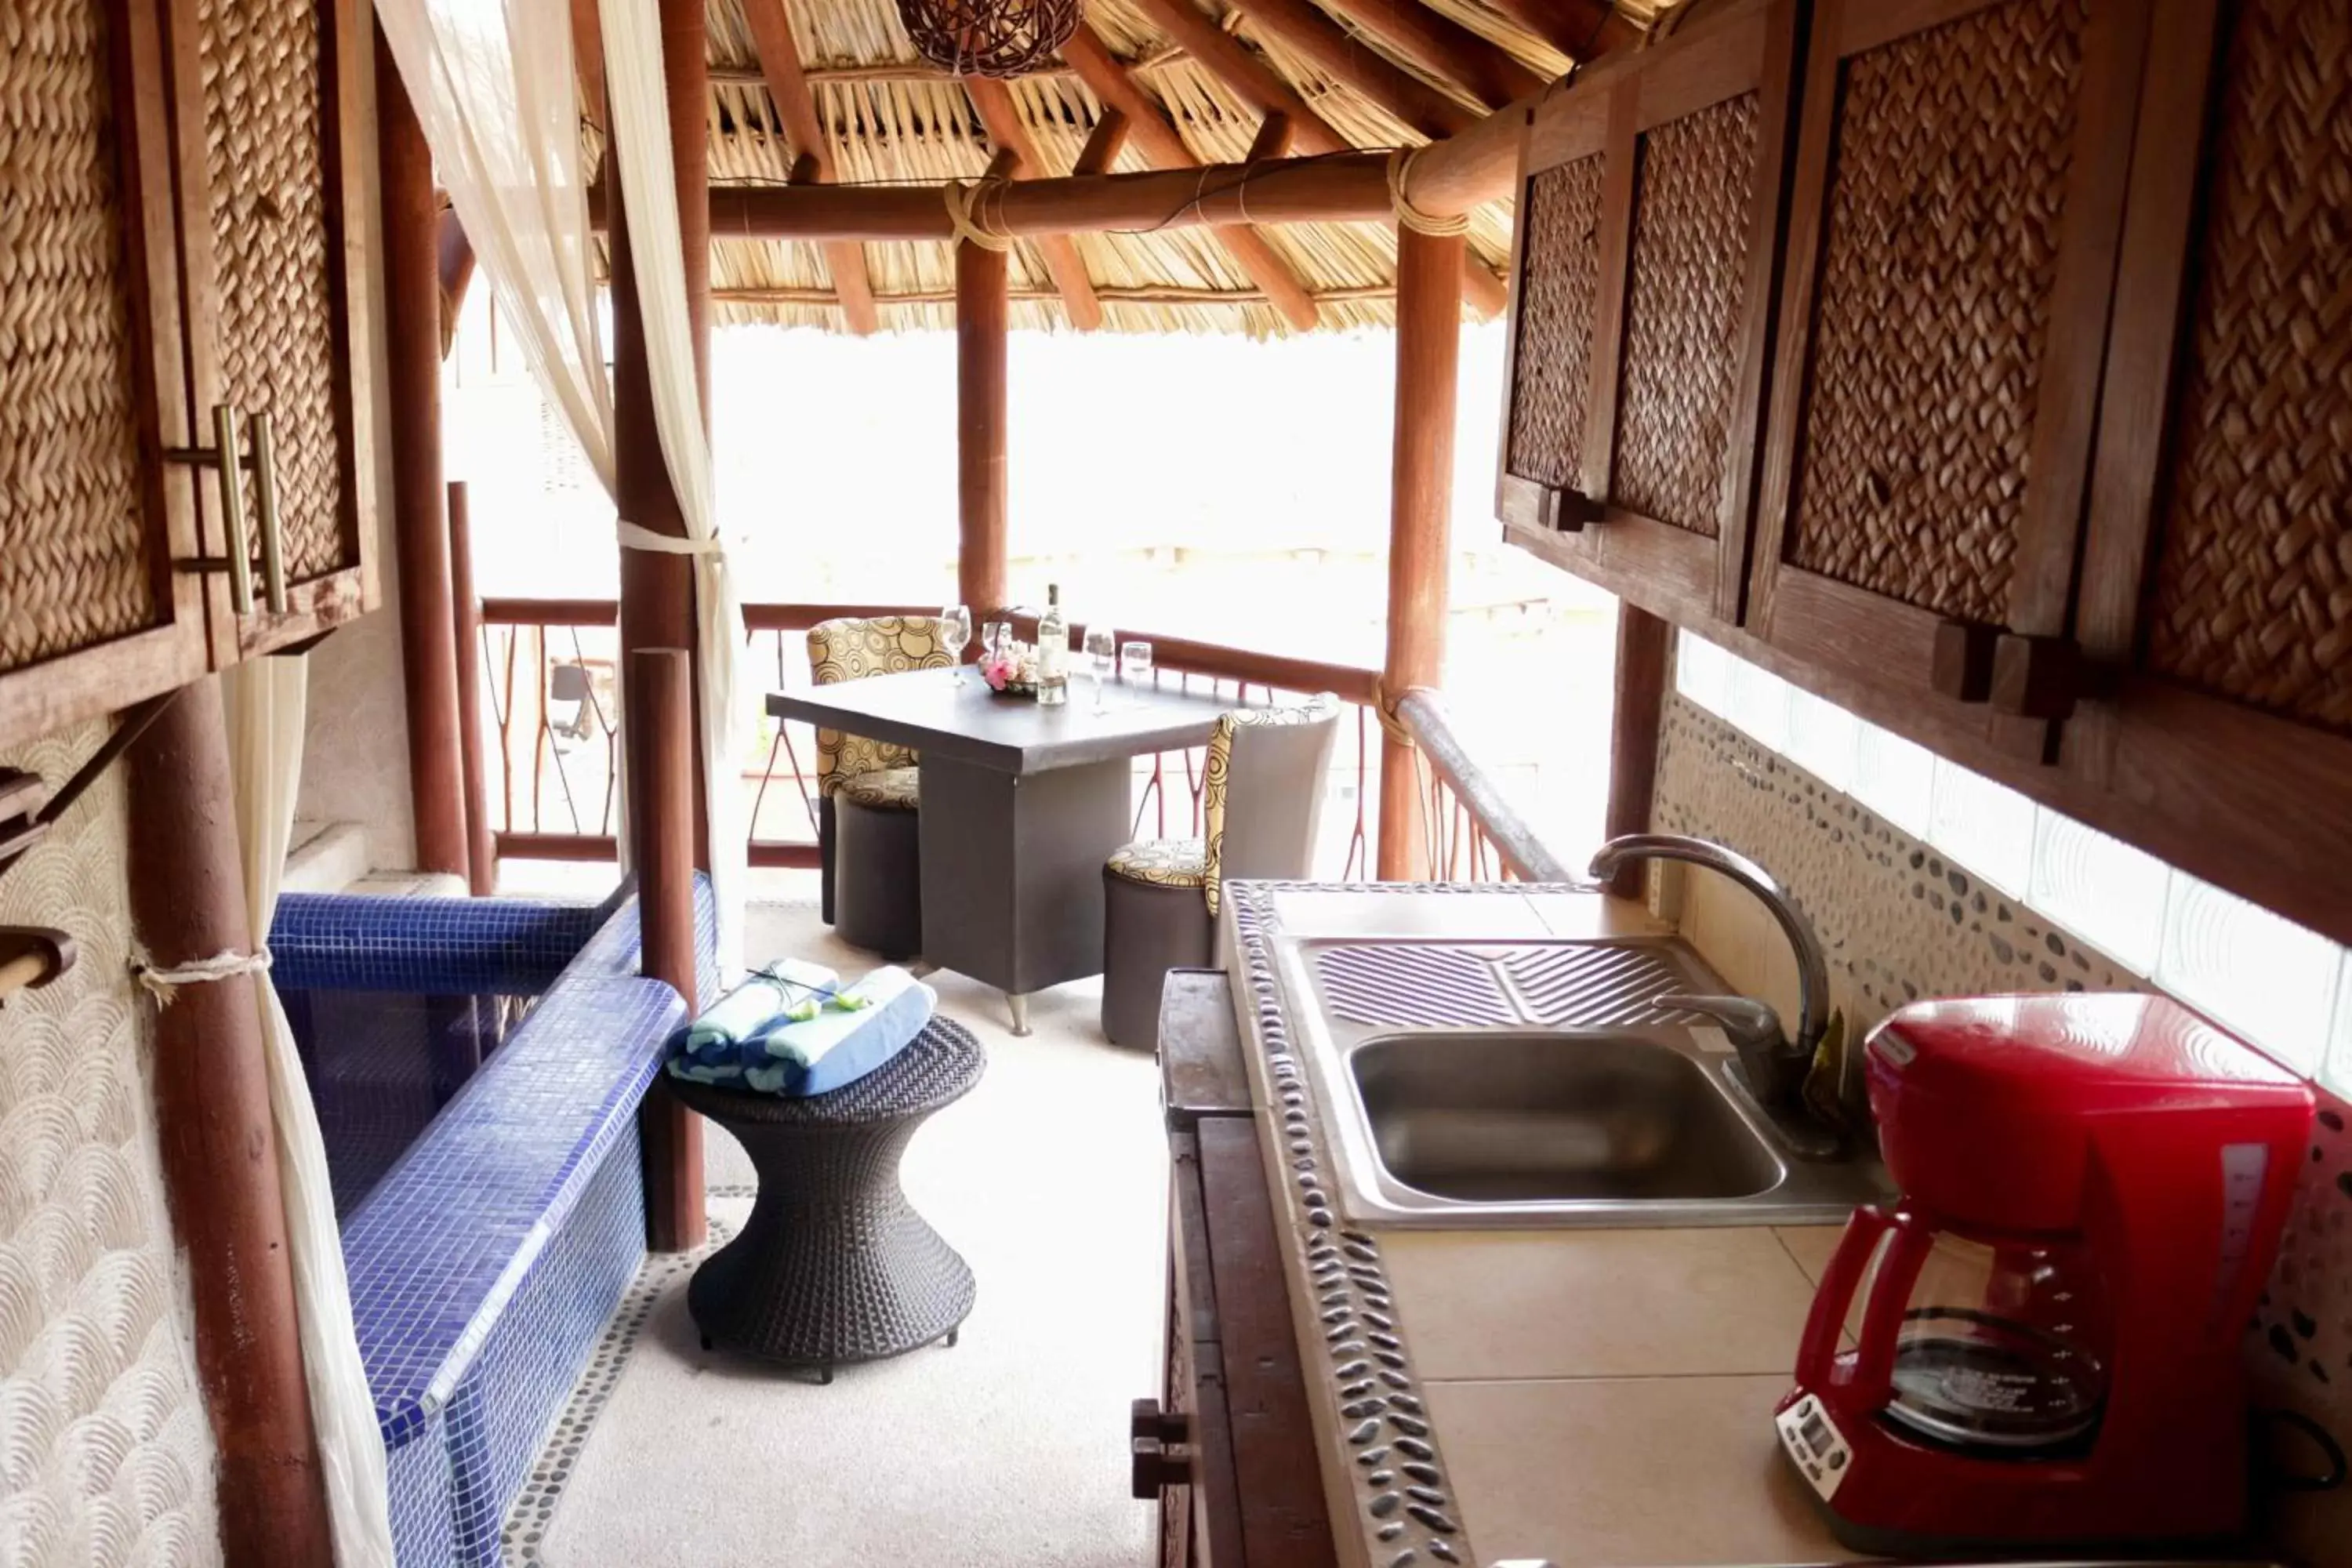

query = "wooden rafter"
[[1125, 0, 1350, 156], [964, 78, 1107, 332], [1073, 107, 1133, 176], [1319, 0, 1546, 107], [1219, 0, 1479, 138], [1483, 0, 1643, 60], [1059, 23, 1319, 332], [740, 0, 880, 333]]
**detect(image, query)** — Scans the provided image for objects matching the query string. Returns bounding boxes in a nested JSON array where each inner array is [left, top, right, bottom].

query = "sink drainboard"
[[1312, 941, 1699, 1031]]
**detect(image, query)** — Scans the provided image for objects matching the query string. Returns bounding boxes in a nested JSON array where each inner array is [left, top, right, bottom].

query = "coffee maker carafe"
[[1777, 993, 2312, 1555]]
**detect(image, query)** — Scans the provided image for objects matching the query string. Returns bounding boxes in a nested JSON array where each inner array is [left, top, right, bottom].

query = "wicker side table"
[[666, 1017, 985, 1381]]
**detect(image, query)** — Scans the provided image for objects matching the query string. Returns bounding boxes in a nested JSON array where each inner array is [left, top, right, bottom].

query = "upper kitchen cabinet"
[[0, 0, 212, 746], [1746, 0, 2151, 755], [0, 0, 379, 752], [2064, 0, 2352, 938], [1497, 0, 1806, 625], [168, 0, 381, 661]]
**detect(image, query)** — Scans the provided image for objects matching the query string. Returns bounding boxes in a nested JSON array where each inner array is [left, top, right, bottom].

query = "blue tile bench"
[[271, 880, 718, 1567]]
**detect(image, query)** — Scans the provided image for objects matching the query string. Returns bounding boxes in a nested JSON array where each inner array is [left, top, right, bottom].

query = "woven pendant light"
[[897, 0, 1080, 78]]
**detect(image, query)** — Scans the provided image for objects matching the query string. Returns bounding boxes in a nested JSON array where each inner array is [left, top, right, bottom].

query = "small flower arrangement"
[[980, 639, 1041, 696]]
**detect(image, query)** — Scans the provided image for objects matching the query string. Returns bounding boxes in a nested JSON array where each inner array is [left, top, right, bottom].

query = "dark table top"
[[766, 666, 1250, 773]]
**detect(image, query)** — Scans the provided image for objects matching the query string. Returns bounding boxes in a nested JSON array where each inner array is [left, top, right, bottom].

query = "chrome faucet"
[[1587, 833, 1830, 1112]]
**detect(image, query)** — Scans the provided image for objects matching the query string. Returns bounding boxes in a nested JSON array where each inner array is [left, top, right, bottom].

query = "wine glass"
[[942, 604, 974, 685], [1083, 628, 1118, 713], [1120, 641, 1152, 689]]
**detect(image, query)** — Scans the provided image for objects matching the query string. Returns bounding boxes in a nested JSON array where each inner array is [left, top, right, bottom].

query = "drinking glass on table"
[[1120, 641, 1153, 689], [1082, 628, 1118, 713], [942, 604, 974, 684]]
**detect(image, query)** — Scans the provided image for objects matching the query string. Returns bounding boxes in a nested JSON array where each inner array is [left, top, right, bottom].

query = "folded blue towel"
[[667, 963, 935, 1096]]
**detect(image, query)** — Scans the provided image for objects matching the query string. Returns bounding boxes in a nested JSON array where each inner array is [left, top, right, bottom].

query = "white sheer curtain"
[[377, 0, 746, 971], [223, 657, 396, 1568], [597, 0, 748, 971]]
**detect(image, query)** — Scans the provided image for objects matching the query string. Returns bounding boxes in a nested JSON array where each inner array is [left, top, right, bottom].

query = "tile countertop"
[[1221, 881, 1864, 1568]]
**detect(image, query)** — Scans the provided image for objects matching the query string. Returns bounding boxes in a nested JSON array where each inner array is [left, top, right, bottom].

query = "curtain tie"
[[134, 946, 272, 1004], [618, 520, 723, 555], [1387, 147, 1471, 239]]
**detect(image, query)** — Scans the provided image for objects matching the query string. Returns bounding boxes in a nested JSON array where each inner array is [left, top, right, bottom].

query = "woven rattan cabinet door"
[[2060, 0, 2352, 946], [0, 0, 212, 747], [1497, 0, 1804, 627], [1747, 0, 2152, 755], [162, 0, 379, 661]]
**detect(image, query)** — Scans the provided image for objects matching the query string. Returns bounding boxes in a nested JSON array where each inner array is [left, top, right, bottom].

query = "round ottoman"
[[666, 1017, 985, 1381]]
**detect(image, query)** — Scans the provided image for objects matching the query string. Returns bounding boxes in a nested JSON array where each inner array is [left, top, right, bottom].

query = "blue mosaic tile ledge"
[[296, 877, 717, 1566]]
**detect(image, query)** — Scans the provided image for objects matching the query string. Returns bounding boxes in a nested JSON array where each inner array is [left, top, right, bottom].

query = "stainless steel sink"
[[1352, 1030, 1784, 1205], [1276, 933, 1895, 1228]]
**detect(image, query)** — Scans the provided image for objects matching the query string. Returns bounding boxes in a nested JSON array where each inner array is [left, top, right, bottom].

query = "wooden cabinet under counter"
[[1149, 969, 1337, 1568]]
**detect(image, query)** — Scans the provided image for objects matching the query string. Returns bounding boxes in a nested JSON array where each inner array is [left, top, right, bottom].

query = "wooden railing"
[[1392, 686, 1576, 884], [470, 599, 1385, 881]]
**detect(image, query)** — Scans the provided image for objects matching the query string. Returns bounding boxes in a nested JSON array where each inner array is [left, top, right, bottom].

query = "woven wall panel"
[[0, 0, 160, 676], [200, 0, 347, 580], [1787, 0, 2087, 624], [2143, 0, 2352, 735], [0, 722, 224, 1567], [1506, 154, 1607, 490], [1610, 93, 1761, 537]]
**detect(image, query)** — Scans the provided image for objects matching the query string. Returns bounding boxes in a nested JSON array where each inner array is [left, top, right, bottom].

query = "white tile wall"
[[1675, 630, 2352, 1095]]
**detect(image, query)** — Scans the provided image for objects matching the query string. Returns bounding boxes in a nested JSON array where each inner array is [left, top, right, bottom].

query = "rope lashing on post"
[[133, 946, 272, 1004], [1371, 680, 1421, 749], [1385, 148, 1470, 239], [943, 180, 1014, 252], [618, 521, 723, 554]]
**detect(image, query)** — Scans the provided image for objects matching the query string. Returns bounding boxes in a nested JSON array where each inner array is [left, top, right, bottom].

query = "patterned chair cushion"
[[808, 616, 953, 796], [1201, 693, 1341, 916], [835, 768, 920, 812], [1106, 837, 1209, 890]]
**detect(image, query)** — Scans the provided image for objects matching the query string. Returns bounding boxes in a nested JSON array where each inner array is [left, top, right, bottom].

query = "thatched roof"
[[690, 0, 1663, 335]]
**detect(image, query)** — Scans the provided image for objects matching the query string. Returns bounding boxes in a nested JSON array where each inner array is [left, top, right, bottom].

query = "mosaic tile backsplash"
[[1653, 694, 2352, 1562]]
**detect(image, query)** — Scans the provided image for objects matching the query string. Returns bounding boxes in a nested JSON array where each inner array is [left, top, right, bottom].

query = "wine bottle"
[[1037, 584, 1069, 706]]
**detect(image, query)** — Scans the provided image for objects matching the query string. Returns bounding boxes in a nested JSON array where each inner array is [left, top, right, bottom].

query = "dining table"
[[767, 666, 1251, 1033]]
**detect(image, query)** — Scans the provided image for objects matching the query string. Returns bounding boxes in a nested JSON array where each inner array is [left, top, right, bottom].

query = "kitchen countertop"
[[1219, 880, 1864, 1568]]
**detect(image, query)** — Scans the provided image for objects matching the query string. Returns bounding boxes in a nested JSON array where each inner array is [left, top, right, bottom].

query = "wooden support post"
[[1603, 605, 1671, 898], [1377, 227, 1464, 881], [630, 648, 706, 1251], [448, 481, 495, 895], [612, 0, 713, 869], [377, 24, 468, 877], [957, 236, 1011, 617], [128, 677, 333, 1567]]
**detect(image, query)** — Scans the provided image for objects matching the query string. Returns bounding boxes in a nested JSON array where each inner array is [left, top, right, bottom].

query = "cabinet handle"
[[1131, 1397, 1192, 1446], [249, 412, 289, 613], [1538, 485, 1603, 533], [164, 403, 260, 615], [1131, 1436, 1194, 1499]]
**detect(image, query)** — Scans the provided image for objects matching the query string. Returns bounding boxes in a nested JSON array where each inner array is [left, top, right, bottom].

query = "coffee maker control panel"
[[1776, 1395, 1852, 1501]]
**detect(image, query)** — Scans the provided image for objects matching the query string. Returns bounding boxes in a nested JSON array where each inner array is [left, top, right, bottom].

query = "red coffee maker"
[[1776, 993, 2313, 1555]]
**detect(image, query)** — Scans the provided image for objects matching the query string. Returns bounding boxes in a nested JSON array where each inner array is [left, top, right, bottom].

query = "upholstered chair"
[[1101, 695, 1341, 1047], [808, 615, 952, 957]]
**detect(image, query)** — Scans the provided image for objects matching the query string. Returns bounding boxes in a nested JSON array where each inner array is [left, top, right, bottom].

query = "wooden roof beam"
[[1318, 0, 1546, 107], [1219, 0, 1479, 138], [965, 78, 1107, 332], [1073, 107, 1133, 176], [741, 0, 880, 333], [1059, 23, 1319, 332], [1125, 0, 1350, 155], [1483, 0, 1642, 60]]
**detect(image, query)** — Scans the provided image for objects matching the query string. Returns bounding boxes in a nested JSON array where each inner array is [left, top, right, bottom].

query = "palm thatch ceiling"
[[677, 0, 1665, 334]]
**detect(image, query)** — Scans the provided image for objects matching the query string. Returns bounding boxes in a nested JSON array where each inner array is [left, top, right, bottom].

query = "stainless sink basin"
[[1352, 1031, 1784, 1204], [1276, 933, 1896, 1228]]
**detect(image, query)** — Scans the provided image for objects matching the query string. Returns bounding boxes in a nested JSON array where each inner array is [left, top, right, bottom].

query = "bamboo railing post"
[[1377, 226, 1465, 880], [1603, 606, 1672, 898], [448, 482, 495, 894], [630, 648, 706, 1251], [377, 24, 468, 877], [956, 235, 1011, 618], [128, 677, 333, 1566]]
